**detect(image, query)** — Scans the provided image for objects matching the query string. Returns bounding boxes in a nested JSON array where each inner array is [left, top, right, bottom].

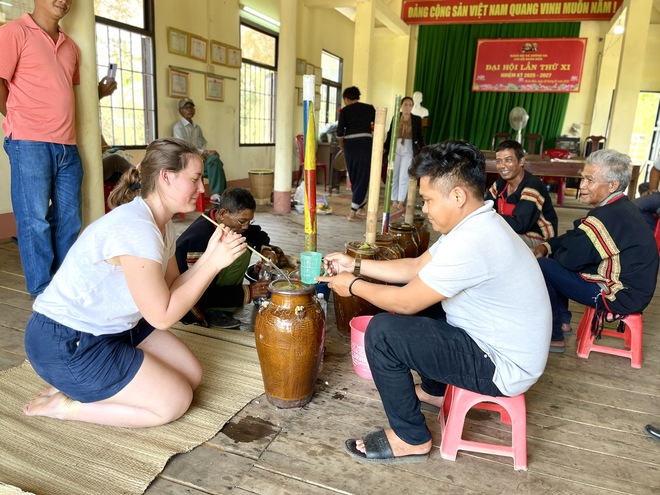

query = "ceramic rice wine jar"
[[333, 241, 385, 338], [390, 221, 419, 258], [255, 279, 325, 408], [372, 233, 404, 260], [413, 214, 431, 254]]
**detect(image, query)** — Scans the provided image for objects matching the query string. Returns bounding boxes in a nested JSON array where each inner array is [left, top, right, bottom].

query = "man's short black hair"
[[495, 140, 525, 161], [216, 187, 256, 213], [409, 140, 486, 198]]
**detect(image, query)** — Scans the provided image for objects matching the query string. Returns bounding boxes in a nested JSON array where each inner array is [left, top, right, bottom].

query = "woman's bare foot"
[[355, 208, 367, 218], [355, 428, 431, 457], [415, 384, 445, 408], [347, 212, 363, 222], [23, 388, 80, 420]]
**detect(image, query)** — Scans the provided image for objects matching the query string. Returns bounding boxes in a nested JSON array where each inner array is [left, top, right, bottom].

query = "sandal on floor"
[[562, 324, 574, 336], [549, 344, 566, 353], [344, 428, 429, 464]]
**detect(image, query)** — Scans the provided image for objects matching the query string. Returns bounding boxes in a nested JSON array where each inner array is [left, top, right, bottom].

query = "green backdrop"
[[414, 22, 581, 151]]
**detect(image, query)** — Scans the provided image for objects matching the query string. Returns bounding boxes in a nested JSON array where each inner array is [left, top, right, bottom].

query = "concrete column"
[[352, 0, 376, 100], [608, 0, 653, 154], [61, 2, 105, 224], [273, 0, 297, 213]]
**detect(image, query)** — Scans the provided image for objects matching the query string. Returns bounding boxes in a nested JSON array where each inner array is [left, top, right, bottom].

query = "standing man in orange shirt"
[[0, 0, 82, 297]]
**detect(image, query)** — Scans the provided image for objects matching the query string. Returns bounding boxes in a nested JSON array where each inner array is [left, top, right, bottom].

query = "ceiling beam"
[[305, 0, 409, 36]]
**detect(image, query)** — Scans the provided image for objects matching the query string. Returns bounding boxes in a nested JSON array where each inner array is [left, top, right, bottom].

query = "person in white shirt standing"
[[173, 98, 226, 202]]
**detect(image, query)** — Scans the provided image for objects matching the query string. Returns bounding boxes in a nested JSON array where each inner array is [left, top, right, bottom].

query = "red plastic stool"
[[576, 306, 643, 368], [438, 385, 527, 471]]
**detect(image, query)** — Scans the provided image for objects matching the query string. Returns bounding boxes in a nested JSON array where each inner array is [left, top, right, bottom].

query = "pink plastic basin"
[[350, 315, 373, 380]]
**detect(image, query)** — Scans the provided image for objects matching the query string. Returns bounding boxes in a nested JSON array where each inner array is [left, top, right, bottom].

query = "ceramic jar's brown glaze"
[[333, 242, 384, 338], [254, 279, 325, 408], [413, 214, 431, 254], [390, 221, 419, 258], [371, 233, 404, 260]]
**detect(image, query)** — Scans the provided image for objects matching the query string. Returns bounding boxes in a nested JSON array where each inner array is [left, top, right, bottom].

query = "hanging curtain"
[[414, 22, 581, 150]]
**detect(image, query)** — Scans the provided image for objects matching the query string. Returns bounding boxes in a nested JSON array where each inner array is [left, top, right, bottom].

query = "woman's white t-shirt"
[[33, 197, 176, 336]]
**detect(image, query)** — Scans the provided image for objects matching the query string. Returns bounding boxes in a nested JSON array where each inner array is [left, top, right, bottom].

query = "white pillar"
[[273, 0, 297, 213], [352, 0, 376, 100], [608, 0, 653, 154], [61, 2, 105, 224]]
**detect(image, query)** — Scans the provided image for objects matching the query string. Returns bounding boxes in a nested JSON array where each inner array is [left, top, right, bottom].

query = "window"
[[95, 0, 155, 147], [319, 51, 343, 129], [240, 22, 278, 145]]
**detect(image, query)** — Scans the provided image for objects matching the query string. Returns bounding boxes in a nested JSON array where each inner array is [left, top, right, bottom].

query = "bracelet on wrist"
[[348, 276, 361, 296], [353, 258, 362, 276]]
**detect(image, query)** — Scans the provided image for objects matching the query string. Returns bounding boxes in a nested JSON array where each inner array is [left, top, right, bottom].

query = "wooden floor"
[[0, 189, 658, 495]]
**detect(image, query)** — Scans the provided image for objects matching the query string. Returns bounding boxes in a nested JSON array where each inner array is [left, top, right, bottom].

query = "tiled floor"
[[0, 185, 658, 494]]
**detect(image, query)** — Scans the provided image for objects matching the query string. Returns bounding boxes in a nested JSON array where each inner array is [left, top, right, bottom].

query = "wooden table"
[[484, 155, 640, 205]]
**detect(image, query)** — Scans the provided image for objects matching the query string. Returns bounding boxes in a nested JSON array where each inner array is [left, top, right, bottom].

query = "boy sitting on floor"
[[175, 188, 279, 329]]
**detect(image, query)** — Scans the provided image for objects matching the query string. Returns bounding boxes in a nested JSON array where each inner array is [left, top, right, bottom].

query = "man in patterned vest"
[[533, 149, 658, 353]]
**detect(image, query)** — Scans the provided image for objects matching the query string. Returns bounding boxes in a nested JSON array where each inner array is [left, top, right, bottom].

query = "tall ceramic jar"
[[413, 214, 431, 254], [255, 280, 325, 408], [371, 233, 404, 260], [332, 242, 384, 338], [390, 221, 419, 258]]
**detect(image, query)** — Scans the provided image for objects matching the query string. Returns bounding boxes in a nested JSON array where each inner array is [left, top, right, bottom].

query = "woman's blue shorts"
[[24, 312, 155, 403]]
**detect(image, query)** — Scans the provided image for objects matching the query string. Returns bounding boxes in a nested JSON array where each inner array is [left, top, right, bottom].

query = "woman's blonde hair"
[[107, 138, 201, 210]]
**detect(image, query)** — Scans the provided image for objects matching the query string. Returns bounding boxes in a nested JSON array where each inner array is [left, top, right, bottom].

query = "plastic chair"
[[540, 149, 572, 205], [576, 306, 643, 369], [295, 134, 327, 189], [491, 132, 512, 150], [541, 149, 571, 160], [523, 133, 544, 156], [438, 385, 528, 471], [583, 135, 606, 157]]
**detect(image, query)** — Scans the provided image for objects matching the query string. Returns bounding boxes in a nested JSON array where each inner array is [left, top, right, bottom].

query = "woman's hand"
[[323, 252, 355, 276], [208, 228, 246, 271]]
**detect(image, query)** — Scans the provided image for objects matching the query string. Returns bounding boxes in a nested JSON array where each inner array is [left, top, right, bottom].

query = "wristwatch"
[[353, 258, 361, 276]]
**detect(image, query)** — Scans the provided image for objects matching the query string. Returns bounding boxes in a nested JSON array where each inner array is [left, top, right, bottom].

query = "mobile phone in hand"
[[107, 63, 117, 80]]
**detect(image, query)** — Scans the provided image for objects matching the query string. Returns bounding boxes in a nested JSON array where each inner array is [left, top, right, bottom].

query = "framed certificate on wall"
[[189, 35, 208, 62], [167, 28, 189, 56], [168, 68, 189, 98], [226, 46, 242, 68], [210, 40, 227, 65], [205, 75, 224, 102]]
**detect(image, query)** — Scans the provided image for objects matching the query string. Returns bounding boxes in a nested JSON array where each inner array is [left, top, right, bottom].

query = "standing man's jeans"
[[365, 309, 503, 446], [633, 192, 660, 230], [537, 258, 601, 342], [4, 137, 83, 296]]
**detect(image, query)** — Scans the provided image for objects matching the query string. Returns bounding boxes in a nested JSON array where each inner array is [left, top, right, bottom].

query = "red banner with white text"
[[401, 0, 622, 24], [472, 38, 587, 93]]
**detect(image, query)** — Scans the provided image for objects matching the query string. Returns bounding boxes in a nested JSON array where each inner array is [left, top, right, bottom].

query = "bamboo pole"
[[381, 95, 401, 233], [302, 75, 317, 252], [404, 179, 417, 224], [365, 107, 388, 245]]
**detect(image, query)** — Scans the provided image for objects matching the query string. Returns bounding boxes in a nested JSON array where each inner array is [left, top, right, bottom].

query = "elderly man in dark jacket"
[[533, 149, 658, 353]]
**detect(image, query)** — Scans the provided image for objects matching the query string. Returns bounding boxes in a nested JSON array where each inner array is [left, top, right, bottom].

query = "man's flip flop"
[[644, 424, 660, 442], [344, 428, 429, 464]]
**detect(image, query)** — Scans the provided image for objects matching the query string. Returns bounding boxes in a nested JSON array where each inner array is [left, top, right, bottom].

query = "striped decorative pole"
[[302, 75, 317, 252], [381, 95, 401, 233]]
